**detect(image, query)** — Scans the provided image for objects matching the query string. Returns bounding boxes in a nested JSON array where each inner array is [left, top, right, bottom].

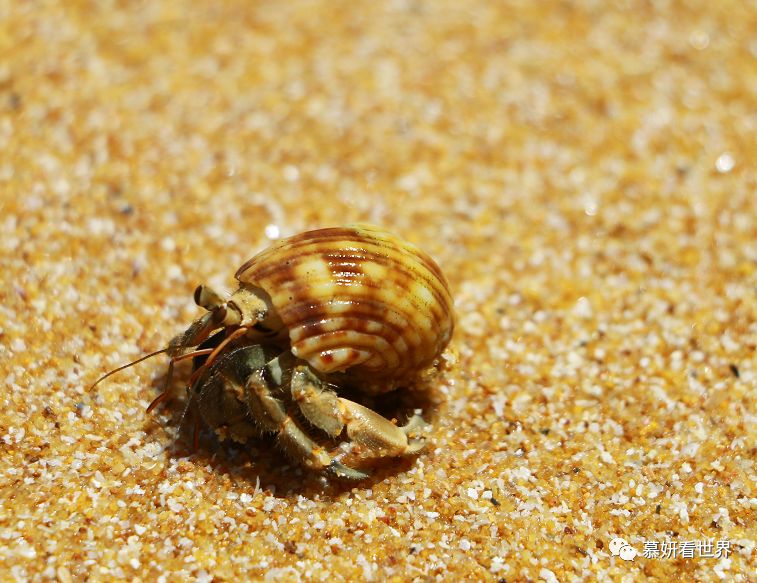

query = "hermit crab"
[[92, 225, 454, 479]]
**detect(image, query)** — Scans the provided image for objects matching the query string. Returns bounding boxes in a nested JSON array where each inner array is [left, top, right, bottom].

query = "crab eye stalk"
[[194, 284, 225, 310]]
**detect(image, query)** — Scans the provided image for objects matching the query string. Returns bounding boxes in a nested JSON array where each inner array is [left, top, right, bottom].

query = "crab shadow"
[[141, 362, 444, 498]]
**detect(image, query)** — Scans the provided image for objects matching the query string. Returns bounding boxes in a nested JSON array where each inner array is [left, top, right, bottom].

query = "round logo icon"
[[609, 537, 638, 561], [609, 538, 628, 556]]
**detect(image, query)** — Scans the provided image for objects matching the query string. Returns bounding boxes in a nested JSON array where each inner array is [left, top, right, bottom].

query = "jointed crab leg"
[[290, 365, 427, 457], [243, 367, 369, 479], [146, 359, 175, 413], [144, 348, 216, 413]]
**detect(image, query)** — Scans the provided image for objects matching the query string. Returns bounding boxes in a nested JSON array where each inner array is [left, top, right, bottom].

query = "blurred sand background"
[[1, 1, 755, 580]]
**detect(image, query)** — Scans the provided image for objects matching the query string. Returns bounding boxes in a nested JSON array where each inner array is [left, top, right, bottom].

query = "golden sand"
[[1, 1, 754, 580]]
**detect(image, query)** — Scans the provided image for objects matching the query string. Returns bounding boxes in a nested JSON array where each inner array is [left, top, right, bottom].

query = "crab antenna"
[[89, 347, 172, 390]]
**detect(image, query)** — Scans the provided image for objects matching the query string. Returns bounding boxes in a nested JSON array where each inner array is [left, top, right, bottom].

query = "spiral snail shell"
[[234, 224, 454, 385]]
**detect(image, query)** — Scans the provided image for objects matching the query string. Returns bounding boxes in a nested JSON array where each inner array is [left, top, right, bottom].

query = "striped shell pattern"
[[235, 225, 454, 383]]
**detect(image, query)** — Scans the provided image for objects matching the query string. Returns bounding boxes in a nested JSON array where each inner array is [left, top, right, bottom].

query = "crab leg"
[[242, 368, 367, 479], [290, 365, 427, 459]]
